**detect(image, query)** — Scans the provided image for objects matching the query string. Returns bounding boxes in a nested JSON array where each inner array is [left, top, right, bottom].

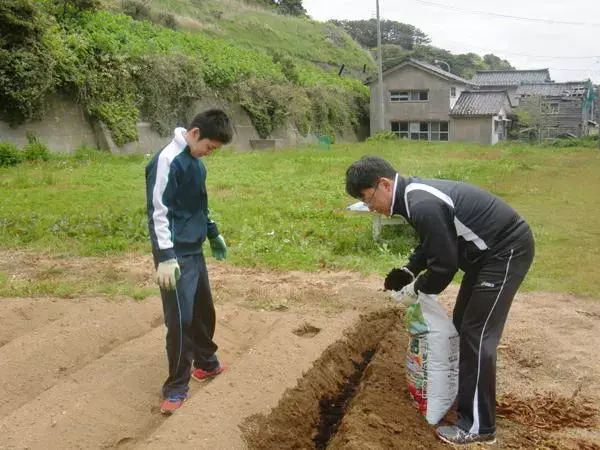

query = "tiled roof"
[[471, 69, 551, 86], [516, 82, 588, 97], [451, 91, 510, 116], [366, 58, 475, 86]]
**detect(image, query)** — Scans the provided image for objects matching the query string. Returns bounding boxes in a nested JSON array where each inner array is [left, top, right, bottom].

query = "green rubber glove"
[[156, 258, 180, 291], [209, 235, 227, 261]]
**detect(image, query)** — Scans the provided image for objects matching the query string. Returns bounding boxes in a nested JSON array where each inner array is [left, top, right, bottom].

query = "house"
[[515, 82, 593, 138], [471, 70, 596, 138], [366, 58, 511, 145], [450, 90, 513, 144], [470, 69, 551, 106], [366, 58, 596, 144]]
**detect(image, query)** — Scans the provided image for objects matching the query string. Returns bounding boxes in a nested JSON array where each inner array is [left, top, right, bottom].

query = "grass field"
[[0, 140, 598, 297]]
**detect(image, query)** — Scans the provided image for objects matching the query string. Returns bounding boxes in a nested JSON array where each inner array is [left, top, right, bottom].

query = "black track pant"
[[155, 252, 219, 399], [454, 226, 535, 435]]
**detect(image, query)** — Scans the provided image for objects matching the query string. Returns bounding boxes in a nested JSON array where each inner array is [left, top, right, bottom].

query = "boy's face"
[[185, 128, 224, 158], [359, 177, 395, 216]]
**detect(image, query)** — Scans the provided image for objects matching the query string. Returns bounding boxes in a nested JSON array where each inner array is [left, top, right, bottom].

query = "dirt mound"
[[501, 425, 600, 450], [498, 391, 599, 430]]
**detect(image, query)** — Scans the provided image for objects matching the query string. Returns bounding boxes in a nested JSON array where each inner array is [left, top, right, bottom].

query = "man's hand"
[[391, 279, 419, 306], [156, 259, 180, 290], [209, 235, 227, 261], [398, 279, 417, 298], [384, 267, 414, 291]]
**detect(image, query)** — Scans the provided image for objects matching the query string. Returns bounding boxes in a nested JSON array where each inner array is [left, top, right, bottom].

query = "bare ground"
[[0, 251, 598, 449]]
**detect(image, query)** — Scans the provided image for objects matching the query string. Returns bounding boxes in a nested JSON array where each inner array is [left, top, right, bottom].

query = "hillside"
[[0, 0, 374, 146], [138, 0, 375, 73]]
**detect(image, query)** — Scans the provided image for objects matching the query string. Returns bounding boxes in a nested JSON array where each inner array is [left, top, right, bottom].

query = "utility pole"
[[376, 0, 385, 131]]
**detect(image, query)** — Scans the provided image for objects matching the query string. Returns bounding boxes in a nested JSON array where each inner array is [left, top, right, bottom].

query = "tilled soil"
[[0, 251, 599, 449]]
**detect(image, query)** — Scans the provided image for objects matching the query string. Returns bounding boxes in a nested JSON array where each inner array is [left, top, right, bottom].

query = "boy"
[[145, 109, 233, 414], [345, 156, 534, 445]]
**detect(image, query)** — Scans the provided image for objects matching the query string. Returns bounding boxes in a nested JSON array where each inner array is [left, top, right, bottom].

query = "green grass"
[[0, 141, 599, 297]]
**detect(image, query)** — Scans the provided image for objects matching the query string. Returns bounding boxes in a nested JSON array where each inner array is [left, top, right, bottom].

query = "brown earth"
[[0, 251, 599, 449]]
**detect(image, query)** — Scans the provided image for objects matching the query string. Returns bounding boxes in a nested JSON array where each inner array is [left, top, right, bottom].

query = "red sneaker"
[[191, 364, 227, 381], [160, 396, 186, 415]]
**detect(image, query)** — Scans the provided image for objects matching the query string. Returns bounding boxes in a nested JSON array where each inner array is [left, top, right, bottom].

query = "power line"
[[412, 0, 600, 27], [431, 36, 600, 60]]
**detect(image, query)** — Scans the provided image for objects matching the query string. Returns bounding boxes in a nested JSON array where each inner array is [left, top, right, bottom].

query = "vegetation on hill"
[[0, 0, 371, 145], [330, 19, 513, 79]]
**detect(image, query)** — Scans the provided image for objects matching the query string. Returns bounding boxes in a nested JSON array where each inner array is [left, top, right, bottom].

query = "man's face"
[[186, 128, 224, 158], [359, 177, 394, 216]]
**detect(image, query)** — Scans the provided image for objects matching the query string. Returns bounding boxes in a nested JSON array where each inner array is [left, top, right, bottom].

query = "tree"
[[276, 0, 306, 16], [483, 54, 513, 70], [257, 0, 306, 16], [328, 19, 430, 49]]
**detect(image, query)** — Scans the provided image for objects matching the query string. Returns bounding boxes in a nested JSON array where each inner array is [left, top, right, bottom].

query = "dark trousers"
[[156, 253, 219, 399], [453, 227, 534, 434]]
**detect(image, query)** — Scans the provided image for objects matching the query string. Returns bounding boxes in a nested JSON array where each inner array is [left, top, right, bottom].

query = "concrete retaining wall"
[[0, 95, 364, 154], [0, 96, 97, 153]]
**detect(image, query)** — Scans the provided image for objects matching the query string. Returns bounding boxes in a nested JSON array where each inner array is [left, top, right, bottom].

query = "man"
[[145, 109, 233, 414], [345, 156, 535, 445]]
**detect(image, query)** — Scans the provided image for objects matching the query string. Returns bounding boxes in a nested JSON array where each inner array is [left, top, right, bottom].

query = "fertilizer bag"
[[402, 292, 459, 424]]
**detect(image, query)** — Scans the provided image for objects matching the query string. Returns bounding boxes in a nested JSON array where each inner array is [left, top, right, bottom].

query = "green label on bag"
[[405, 303, 429, 336]]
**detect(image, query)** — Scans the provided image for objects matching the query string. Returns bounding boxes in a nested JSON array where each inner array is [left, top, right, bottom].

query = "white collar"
[[173, 127, 188, 148], [390, 173, 399, 216]]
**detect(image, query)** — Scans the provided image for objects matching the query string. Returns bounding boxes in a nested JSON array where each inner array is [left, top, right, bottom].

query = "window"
[[450, 87, 456, 98], [390, 90, 428, 102], [430, 122, 449, 141], [390, 91, 410, 101], [391, 121, 448, 141], [391, 122, 410, 138]]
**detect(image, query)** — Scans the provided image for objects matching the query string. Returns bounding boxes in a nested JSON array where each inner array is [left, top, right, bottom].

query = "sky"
[[302, 0, 600, 84]]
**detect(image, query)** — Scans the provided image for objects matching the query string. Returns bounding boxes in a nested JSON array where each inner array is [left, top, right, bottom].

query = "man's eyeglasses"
[[364, 182, 380, 207]]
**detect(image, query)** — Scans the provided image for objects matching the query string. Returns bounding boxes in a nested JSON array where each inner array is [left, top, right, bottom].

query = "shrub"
[[121, 0, 152, 22], [367, 131, 399, 142], [235, 78, 292, 138], [23, 141, 51, 161], [0, 142, 23, 167], [156, 11, 177, 30]]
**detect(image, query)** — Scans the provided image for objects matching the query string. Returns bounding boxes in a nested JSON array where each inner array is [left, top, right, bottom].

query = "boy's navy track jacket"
[[391, 175, 529, 295], [145, 127, 219, 263]]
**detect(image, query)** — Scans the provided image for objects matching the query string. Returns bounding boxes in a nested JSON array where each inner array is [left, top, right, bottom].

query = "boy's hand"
[[209, 235, 227, 260], [384, 267, 414, 291], [156, 259, 180, 290]]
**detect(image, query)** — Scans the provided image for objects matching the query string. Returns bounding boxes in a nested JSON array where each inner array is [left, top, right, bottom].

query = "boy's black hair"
[[345, 156, 398, 198], [188, 109, 234, 144]]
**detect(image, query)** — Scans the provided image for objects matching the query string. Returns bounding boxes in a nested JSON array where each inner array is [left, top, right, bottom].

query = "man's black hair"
[[345, 156, 398, 198], [188, 109, 233, 144]]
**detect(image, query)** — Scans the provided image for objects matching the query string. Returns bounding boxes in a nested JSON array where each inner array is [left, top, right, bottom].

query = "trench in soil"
[[241, 306, 600, 450], [313, 348, 374, 449], [239, 308, 448, 449]]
